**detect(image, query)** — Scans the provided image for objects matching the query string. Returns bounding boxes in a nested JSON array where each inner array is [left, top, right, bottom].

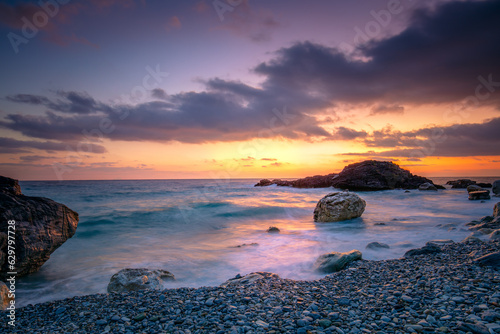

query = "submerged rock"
[[419, 182, 438, 191], [313, 250, 362, 273], [0, 176, 79, 279], [331, 160, 440, 191], [313, 192, 366, 222], [107, 268, 175, 293], [366, 242, 390, 250], [469, 190, 491, 201]]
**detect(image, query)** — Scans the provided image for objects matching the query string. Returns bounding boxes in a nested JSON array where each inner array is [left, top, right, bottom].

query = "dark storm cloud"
[[2, 0, 500, 153], [370, 104, 405, 115], [255, 0, 500, 106]]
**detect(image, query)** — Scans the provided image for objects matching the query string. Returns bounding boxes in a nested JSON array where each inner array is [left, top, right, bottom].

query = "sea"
[[16, 177, 500, 307]]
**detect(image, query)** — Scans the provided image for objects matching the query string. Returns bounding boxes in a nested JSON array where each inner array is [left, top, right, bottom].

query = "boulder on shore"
[[474, 251, 500, 268], [0, 176, 79, 279], [220, 272, 280, 287], [469, 190, 491, 201], [313, 250, 362, 273], [313, 192, 366, 222], [419, 182, 438, 191], [107, 268, 175, 293], [330, 160, 441, 191], [404, 245, 442, 257]]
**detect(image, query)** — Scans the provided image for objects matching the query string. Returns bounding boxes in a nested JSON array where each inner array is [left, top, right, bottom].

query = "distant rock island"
[[255, 160, 443, 191]]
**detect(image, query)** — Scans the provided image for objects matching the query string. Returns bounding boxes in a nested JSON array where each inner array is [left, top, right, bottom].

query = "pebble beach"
[[5, 239, 500, 334]]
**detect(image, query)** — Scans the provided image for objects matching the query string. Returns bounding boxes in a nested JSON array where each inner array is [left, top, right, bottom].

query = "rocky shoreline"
[[3, 239, 500, 334]]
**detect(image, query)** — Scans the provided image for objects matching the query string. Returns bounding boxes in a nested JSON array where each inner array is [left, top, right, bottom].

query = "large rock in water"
[[313, 192, 366, 222], [469, 190, 491, 201], [0, 176, 79, 279], [419, 182, 437, 191], [330, 160, 440, 191], [446, 179, 476, 188], [107, 268, 175, 293], [254, 174, 338, 188], [313, 250, 362, 273]]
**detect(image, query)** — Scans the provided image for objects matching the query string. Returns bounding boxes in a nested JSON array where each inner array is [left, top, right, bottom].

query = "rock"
[[469, 190, 491, 200], [313, 250, 362, 273], [457, 321, 490, 334], [493, 180, 500, 196], [267, 226, 280, 233], [446, 179, 477, 188], [0, 176, 79, 279], [494, 202, 500, 217], [330, 160, 442, 191], [313, 192, 366, 222], [461, 235, 482, 243], [107, 268, 175, 293], [419, 182, 438, 191], [467, 185, 483, 193], [254, 179, 273, 187], [469, 216, 500, 231], [474, 251, 500, 268], [0, 281, 13, 311], [220, 272, 280, 287], [477, 182, 492, 188], [404, 245, 442, 257], [366, 242, 390, 250], [426, 239, 454, 246]]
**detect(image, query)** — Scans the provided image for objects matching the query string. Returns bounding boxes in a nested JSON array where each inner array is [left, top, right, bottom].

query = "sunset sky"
[[0, 0, 499, 180]]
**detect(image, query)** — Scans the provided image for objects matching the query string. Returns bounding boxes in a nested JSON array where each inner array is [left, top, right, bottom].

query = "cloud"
[[370, 104, 405, 115], [216, 0, 281, 42], [332, 127, 368, 140], [19, 155, 57, 162], [151, 88, 169, 100], [255, 0, 500, 106], [344, 117, 500, 158], [260, 158, 277, 161], [0, 137, 107, 154], [6, 91, 111, 114]]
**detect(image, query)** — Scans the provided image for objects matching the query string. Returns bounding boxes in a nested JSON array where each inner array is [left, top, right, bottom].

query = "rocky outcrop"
[[446, 179, 477, 188], [474, 252, 500, 268], [330, 161, 442, 191], [419, 182, 437, 191], [313, 192, 366, 222], [0, 176, 79, 279], [107, 268, 175, 293], [313, 250, 362, 273], [493, 180, 500, 196], [478, 183, 492, 188], [469, 190, 491, 201], [255, 174, 338, 188], [266, 226, 280, 233]]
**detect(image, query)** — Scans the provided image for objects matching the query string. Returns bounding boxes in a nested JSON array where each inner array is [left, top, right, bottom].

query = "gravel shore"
[[3, 240, 500, 334]]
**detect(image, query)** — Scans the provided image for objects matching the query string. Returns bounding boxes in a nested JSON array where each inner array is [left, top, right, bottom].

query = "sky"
[[0, 0, 499, 180]]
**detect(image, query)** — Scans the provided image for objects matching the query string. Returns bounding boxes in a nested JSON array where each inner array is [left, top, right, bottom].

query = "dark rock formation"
[[469, 190, 491, 201], [477, 183, 492, 188], [494, 180, 500, 196], [419, 182, 438, 191], [474, 251, 500, 268], [255, 174, 338, 188], [446, 179, 476, 188], [0, 176, 79, 279], [266, 226, 280, 233], [330, 161, 441, 191]]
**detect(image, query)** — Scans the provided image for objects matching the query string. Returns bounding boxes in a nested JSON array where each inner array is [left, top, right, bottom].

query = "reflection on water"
[[17, 177, 498, 307]]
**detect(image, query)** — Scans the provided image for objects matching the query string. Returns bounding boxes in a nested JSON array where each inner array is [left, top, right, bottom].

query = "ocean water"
[[16, 177, 499, 307]]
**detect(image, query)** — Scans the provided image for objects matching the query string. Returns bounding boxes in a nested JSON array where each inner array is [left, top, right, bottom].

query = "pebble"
[[5, 240, 500, 334]]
